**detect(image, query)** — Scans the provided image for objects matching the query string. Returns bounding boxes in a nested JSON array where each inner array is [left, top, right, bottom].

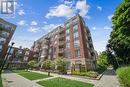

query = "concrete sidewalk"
[[2, 68, 120, 87], [2, 70, 42, 87], [31, 68, 120, 87]]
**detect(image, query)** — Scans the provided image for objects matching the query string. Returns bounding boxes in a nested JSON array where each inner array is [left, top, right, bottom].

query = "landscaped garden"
[[37, 77, 94, 87], [116, 66, 130, 87], [71, 70, 98, 78], [13, 70, 51, 80]]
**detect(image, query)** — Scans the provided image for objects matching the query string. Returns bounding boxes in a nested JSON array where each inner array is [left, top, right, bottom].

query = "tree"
[[28, 60, 36, 69], [108, 0, 130, 66], [41, 59, 52, 70], [55, 57, 66, 74], [41, 59, 54, 76], [97, 51, 108, 67]]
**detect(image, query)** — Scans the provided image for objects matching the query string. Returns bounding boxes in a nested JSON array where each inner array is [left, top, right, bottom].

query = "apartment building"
[[0, 18, 16, 68], [32, 15, 97, 71], [7, 47, 35, 69], [31, 26, 65, 63]]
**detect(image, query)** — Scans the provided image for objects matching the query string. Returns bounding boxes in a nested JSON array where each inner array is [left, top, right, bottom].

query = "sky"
[[0, 0, 122, 53]]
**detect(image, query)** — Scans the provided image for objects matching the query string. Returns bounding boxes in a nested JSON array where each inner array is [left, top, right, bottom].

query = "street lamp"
[[0, 42, 15, 74]]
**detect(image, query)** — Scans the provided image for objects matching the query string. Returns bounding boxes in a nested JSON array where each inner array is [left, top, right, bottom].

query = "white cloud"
[[108, 15, 113, 21], [17, 20, 26, 26], [28, 27, 39, 33], [92, 27, 96, 30], [18, 9, 25, 16], [93, 40, 107, 53], [30, 21, 38, 26], [45, 0, 90, 18], [104, 26, 111, 30], [64, 1, 73, 6], [42, 24, 62, 32], [84, 15, 91, 20], [97, 6, 102, 11], [76, 0, 90, 17], [45, 4, 74, 18]]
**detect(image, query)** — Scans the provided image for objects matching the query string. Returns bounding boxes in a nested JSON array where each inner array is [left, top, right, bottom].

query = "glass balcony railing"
[[0, 31, 10, 38], [0, 38, 6, 45]]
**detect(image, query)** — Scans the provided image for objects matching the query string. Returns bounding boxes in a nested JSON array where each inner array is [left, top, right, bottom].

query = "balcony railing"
[[59, 34, 65, 38], [59, 49, 64, 53], [59, 41, 65, 46]]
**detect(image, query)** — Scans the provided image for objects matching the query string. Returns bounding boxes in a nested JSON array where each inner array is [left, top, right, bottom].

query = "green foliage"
[[14, 70, 50, 80], [28, 60, 36, 69], [116, 66, 130, 87], [96, 65, 107, 74], [37, 77, 94, 87], [72, 71, 98, 77], [55, 57, 66, 73], [98, 51, 108, 67], [108, 0, 130, 65], [41, 59, 53, 70], [96, 51, 108, 73]]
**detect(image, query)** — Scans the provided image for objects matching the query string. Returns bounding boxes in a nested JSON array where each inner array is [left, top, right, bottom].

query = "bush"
[[116, 66, 130, 87], [96, 65, 107, 74], [55, 58, 66, 74], [72, 71, 98, 78], [28, 60, 36, 69]]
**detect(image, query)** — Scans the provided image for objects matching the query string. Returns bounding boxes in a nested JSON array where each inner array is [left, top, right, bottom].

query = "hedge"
[[116, 66, 130, 87]]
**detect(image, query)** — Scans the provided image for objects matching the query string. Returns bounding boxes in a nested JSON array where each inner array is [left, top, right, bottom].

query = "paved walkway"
[[95, 68, 120, 87], [2, 68, 120, 87], [31, 68, 120, 87], [2, 71, 42, 87]]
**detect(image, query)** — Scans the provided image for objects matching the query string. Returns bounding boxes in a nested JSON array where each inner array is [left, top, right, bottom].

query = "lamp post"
[[0, 42, 15, 74]]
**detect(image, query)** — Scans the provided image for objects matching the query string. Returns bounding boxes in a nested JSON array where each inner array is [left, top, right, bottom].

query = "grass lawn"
[[37, 77, 94, 87], [0, 75, 3, 87], [13, 70, 51, 80]]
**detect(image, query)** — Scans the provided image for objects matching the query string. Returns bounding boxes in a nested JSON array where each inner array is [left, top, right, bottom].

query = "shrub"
[[28, 60, 36, 69], [72, 71, 98, 78], [116, 66, 130, 87], [96, 65, 107, 74], [55, 58, 66, 74]]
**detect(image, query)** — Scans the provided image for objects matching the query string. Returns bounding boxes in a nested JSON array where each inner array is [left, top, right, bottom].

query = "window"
[[72, 18, 78, 23], [66, 35, 70, 41], [66, 22, 71, 28], [74, 40, 80, 47], [73, 25, 78, 31], [66, 43, 70, 48], [0, 45, 2, 49], [66, 29, 69, 35], [66, 50, 70, 58], [75, 49, 80, 57], [74, 31, 79, 38]]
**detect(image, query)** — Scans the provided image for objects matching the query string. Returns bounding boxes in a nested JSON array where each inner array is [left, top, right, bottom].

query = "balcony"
[[59, 41, 65, 46], [58, 49, 64, 53], [59, 34, 65, 39], [0, 26, 11, 32], [0, 31, 10, 38], [0, 38, 6, 45], [42, 45, 48, 49]]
